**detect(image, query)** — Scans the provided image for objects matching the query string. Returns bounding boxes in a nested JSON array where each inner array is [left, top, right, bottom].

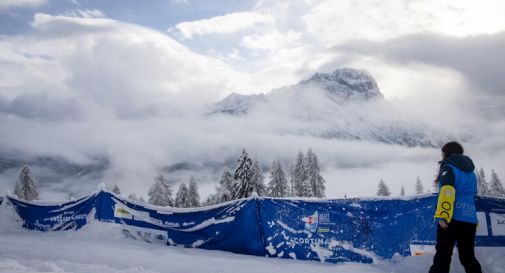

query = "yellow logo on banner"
[[318, 227, 330, 233], [116, 208, 130, 215]]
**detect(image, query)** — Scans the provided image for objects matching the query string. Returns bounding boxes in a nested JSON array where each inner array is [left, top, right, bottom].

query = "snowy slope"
[[0, 204, 504, 273]]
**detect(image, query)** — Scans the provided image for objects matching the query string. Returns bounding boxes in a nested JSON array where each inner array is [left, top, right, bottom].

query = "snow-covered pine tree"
[[202, 196, 215, 206], [288, 165, 295, 197], [138, 196, 145, 203], [477, 168, 490, 196], [148, 174, 174, 206], [14, 165, 39, 201], [231, 149, 255, 199], [175, 182, 191, 208], [188, 177, 200, 207], [128, 192, 138, 201], [208, 167, 234, 205], [489, 170, 505, 197], [415, 177, 424, 194], [249, 158, 268, 197], [304, 148, 326, 198], [112, 184, 121, 195], [377, 179, 391, 196], [400, 186, 405, 196], [202, 194, 216, 206], [267, 159, 289, 198], [293, 150, 306, 197]]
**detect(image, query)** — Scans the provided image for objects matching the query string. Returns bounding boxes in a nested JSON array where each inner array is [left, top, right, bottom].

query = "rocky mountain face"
[[300, 68, 383, 101], [212, 93, 266, 115], [212, 68, 449, 147]]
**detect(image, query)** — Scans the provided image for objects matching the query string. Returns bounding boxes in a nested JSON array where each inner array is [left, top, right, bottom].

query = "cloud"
[[0, 13, 247, 120], [63, 9, 105, 19], [301, 0, 505, 46], [241, 30, 302, 50], [192, 0, 505, 97], [0, 0, 47, 10], [333, 31, 505, 116], [171, 12, 274, 39]]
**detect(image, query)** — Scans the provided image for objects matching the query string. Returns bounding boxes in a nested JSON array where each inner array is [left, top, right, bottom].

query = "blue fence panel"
[[99, 192, 266, 256], [474, 196, 505, 245], [7, 193, 99, 231], [258, 196, 436, 263], [258, 195, 505, 263]]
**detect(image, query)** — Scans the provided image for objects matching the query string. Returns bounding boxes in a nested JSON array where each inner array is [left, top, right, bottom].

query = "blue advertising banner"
[[257, 197, 436, 263], [474, 196, 505, 245], [101, 192, 265, 256], [5, 191, 505, 264], [258, 195, 505, 263], [7, 193, 99, 231]]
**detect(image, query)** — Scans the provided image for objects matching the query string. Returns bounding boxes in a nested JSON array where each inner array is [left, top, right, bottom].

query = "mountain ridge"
[[211, 68, 449, 147]]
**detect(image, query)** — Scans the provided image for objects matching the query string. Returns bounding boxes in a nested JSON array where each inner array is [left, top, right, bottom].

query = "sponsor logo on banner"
[[490, 213, 505, 236], [301, 211, 333, 233], [115, 207, 130, 216], [113, 202, 181, 228], [301, 211, 318, 232], [410, 244, 436, 256], [114, 203, 150, 221], [122, 226, 167, 244]]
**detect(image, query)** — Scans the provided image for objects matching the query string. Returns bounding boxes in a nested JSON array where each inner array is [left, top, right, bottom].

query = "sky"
[[0, 0, 504, 200]]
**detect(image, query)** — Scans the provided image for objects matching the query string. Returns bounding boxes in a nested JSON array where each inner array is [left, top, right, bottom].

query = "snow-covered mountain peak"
[[302, 68, 383, 101], [212, 92, 266, 115], [212, 68, 382, 116], [209, 67, 449, 147]]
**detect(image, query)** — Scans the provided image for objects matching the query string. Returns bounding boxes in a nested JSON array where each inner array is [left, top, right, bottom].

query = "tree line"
[[376, 168, 505, 198], [377, 177, 430, 197], [203, 148, 326, 206], [11, 159, 504, 205]]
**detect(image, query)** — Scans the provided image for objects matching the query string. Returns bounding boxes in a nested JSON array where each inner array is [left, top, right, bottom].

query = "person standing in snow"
[[429, 142, 482, 273]]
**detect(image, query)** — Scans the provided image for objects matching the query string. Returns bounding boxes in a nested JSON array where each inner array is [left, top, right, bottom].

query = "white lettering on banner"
[[319, 213, 331, 224], [490, 213, 505, 236], [476, 212, 488, 236], [122, 226, 167, 244], [293, 237, 326, 245], [48, 214, 87, 222]]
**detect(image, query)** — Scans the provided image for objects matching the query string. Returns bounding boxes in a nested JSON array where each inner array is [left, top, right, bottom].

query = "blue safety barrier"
[[4, 191, 505, 263], [7, 192, 99, 231], [102, 191, 265, 255], [258, 196, 442, 262]]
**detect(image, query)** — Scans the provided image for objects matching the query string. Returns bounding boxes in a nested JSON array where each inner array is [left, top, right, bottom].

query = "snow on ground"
[[0, 205, 504, 273]]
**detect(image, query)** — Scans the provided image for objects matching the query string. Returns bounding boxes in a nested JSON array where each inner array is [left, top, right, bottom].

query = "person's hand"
[[438, 219, 448, 229]]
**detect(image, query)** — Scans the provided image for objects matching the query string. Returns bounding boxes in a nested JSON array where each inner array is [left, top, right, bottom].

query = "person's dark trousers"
[[429, 219, 482, 273]]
